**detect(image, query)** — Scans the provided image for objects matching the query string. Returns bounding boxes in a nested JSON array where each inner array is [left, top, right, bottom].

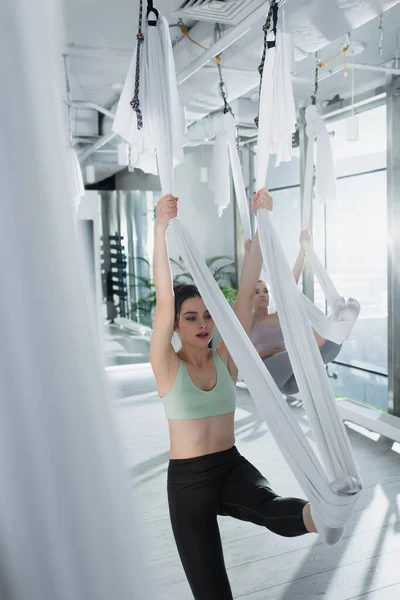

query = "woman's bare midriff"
[[168, 411, 236, 459]]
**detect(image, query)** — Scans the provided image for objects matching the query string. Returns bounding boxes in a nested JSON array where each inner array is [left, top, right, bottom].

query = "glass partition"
[[268, 186, 302, 268], [251, 104, 388, 410], [100, 190, 160, 367], [326, 171, 387, 374], [315, 105, 388, 408]]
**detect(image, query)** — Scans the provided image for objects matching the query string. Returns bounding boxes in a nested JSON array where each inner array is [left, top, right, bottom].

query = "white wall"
[[114, 147, 236, 262], [167, 145, 236, 263], [77, 191, 103, 348]]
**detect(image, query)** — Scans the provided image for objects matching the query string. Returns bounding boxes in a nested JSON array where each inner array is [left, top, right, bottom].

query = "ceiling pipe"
[[77, 2, 270, 164], [318, 62, 400, 83], [177, 1, 274, 85], [348, 62, 400, 75], [78, 131, 116, 161], [74, 101, 118, 163], [72, 101, 115, 120], [176, 1, 400, 87], [92, 149, 118, 154], [78, 5, 400, 165]]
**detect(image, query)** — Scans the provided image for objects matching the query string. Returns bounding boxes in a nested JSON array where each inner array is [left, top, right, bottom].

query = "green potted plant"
[[130, 255, 238, 326]]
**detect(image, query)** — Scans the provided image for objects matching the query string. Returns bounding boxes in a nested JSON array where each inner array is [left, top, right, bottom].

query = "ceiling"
[[62, 0, 400, 183]]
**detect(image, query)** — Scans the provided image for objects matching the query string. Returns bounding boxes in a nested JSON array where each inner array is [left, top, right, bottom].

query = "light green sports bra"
[[161, 350, 236, 420]]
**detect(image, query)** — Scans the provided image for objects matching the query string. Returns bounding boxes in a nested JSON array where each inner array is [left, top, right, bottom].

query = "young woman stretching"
[[250, 230, 326, 360], [150, 189, 317, 600], [248, 232, 341, 395]]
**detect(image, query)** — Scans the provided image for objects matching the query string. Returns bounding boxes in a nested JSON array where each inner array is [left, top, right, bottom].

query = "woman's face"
[[175, 297, 214, 347], [254, 281, 269, 309]]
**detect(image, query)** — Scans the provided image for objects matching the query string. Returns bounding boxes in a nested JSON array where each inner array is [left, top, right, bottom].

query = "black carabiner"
[[147, 0, 159, 25]]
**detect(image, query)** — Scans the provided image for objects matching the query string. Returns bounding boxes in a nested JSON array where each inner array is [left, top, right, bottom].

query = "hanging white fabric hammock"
[[0, 0, 154, 597], [209, 121, 231, 218], [68, 147, 86, 211], [209, 105, 359, 344], [302, 104, 336, 218], [112, 14, 183, 178], [209, 112, 252, 241], [256, 31, 297, 182], [301, 104, 361, 343], [135, 8, 362, 546], [253, 25, 362, 543], [208, 111, 270, 300]]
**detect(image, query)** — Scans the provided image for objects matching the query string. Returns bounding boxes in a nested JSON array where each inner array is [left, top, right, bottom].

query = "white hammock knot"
[[330, 475, 362, 496]]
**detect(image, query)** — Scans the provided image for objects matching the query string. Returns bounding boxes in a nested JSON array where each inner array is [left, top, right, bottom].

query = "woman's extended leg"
[[219, 453, 316, 537], [168, 464, 233, 600]]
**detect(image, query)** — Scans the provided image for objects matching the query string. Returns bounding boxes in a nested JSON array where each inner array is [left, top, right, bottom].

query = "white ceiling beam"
[[72, 101, 115, 120], [78, 131, 116, 161]]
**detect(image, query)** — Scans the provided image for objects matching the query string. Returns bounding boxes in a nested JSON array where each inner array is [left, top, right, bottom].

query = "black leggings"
[[167, 446, 308, 600]]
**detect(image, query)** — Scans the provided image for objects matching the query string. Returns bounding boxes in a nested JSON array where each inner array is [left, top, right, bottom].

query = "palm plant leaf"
[[169, 258, 186, 272], [129, 275, 153, 287], [135, 256, 151, 267], [173, 273, 194, 282], [211, 264, 235, 281], [206, 255, 232, 268]]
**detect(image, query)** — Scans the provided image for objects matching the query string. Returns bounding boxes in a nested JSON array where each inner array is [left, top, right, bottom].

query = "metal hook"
[[147, 0, 159, 24]]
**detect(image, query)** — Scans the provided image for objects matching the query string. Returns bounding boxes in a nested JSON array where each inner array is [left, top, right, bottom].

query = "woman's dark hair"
[[174, 284, 201, 326]]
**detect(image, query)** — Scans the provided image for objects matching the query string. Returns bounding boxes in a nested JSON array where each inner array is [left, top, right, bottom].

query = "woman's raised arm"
[[233, 189, 273, 337], [292, 230, 311, 284], [150, 195, 179, 383]]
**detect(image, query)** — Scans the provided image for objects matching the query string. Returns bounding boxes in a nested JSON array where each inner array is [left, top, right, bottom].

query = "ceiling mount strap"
[[254, 0, 279, 128], [147, 0, 159, 25], [130, 0, 145, 129]]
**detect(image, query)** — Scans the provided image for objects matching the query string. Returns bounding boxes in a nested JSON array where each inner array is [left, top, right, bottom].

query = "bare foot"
[[302, 503, 318, 533]]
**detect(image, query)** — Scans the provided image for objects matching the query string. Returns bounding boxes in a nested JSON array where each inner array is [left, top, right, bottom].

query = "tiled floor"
[[108, 364, 400, 599]]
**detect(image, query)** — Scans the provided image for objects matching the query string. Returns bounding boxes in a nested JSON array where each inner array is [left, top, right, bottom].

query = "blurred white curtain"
[[0, 0, 153, 598]]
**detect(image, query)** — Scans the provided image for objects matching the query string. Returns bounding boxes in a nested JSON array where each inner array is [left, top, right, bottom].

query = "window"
[[252, 104, 388, 410], [326, 171, 387, 374], [268, 186, 302, 269], [317, 105, 388, 408]]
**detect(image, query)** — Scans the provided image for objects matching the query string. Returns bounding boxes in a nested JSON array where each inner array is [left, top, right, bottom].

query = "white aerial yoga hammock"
[[0, 0, 154, 598], [68, 147, 86, 211], [208, 93, 359, 345], [300, 104, 361, 343], [112, 10, 184, 177], [123, 6, 362, 546], [209, 112, 252, 241]]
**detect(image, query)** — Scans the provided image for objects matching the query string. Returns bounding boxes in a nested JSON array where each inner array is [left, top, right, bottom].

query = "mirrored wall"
[[315, 105, 388, 410], [100, 190, 160, 367], [248, 103, 388, 411]]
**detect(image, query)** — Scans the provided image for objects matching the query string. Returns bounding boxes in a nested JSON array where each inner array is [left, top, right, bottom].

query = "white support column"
[[299, 108, 315, 302], [387, 75, 400, 417]]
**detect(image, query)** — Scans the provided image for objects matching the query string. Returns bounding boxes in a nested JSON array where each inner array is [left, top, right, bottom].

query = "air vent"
[[176, 0, 266, 26]]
